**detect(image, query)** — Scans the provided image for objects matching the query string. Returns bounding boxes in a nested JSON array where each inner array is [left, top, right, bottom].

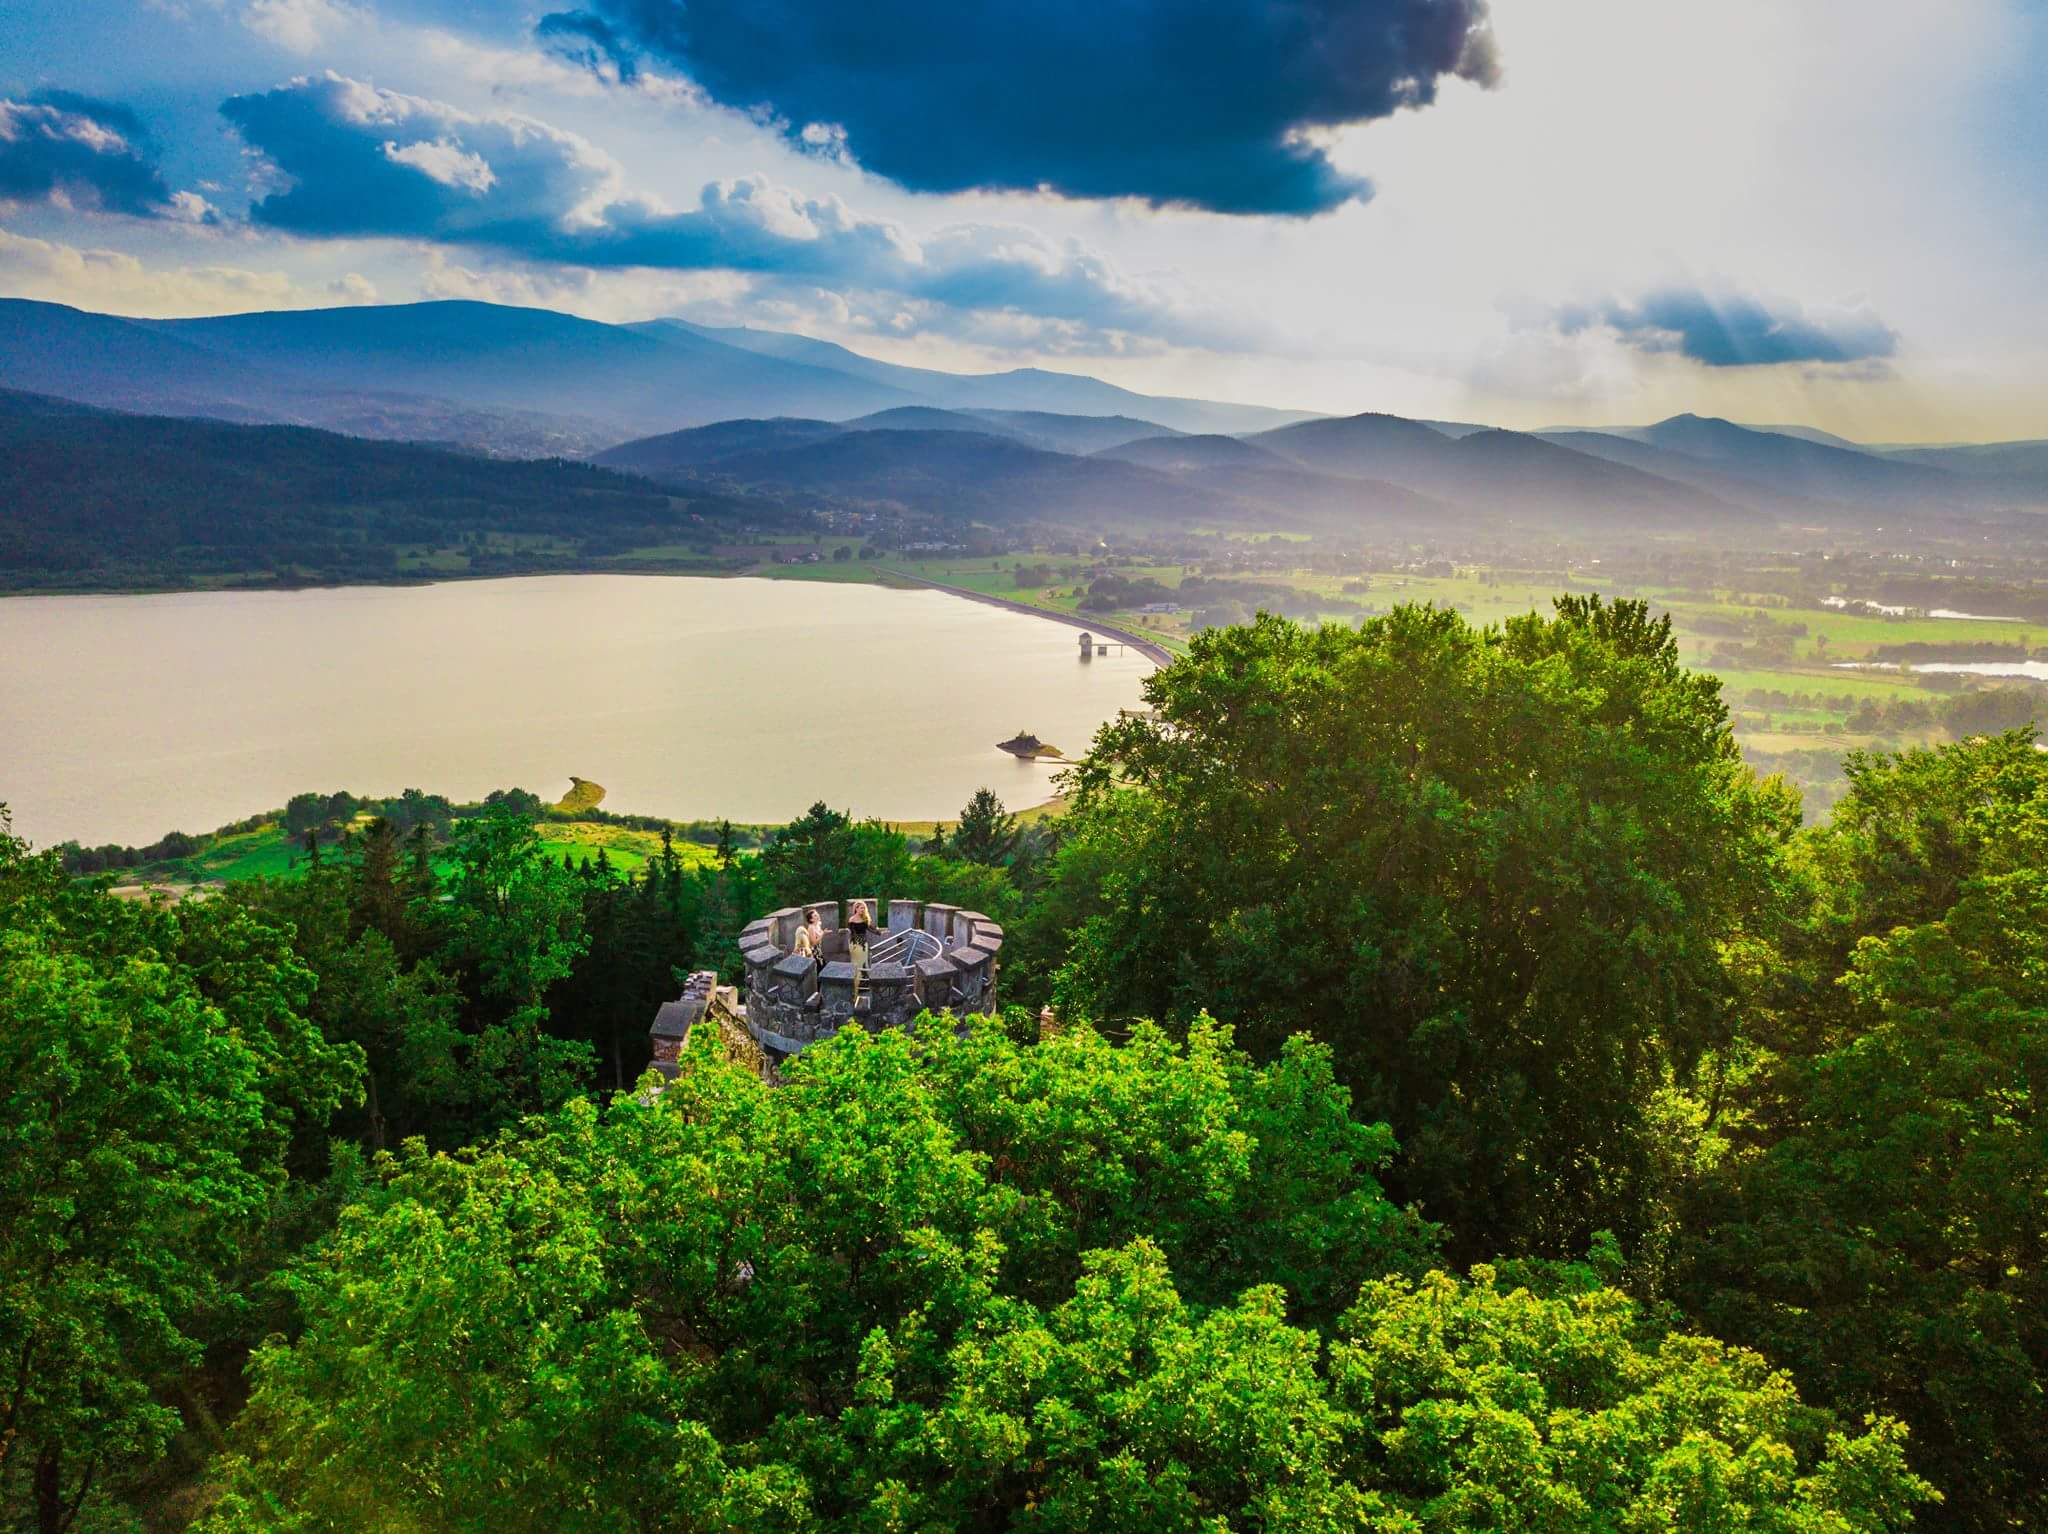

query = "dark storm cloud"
[[218, 74, 1229, 345], [535, 11, 639, 84], [1557, 287, 1899, 368], [0, 90, 179, 217], [561, 0, 1500, 216]]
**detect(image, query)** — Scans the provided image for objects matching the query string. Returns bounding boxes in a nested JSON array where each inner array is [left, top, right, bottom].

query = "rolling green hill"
[[0, 389, 725, 588]]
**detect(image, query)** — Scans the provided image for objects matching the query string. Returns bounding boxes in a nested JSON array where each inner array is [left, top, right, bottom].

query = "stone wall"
[[734, 898, 1003, 1061], [645, 968, 776, 1085]]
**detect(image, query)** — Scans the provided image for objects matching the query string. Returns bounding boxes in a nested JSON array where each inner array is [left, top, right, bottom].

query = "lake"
[[1834, 659, 2048, 681], [0, 575, 1156, 849]]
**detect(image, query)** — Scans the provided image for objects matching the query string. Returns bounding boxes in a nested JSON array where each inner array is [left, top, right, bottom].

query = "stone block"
[[819, 959, 858, 1014], [772, 952, 817, 1002], [914, 953, 960, 1009], [922, 902, 961, 941], [864, 964, 914, 1029], [948, 945, 991, 1001], [885, 898, 921, 931], [768, 906, 803, 949]]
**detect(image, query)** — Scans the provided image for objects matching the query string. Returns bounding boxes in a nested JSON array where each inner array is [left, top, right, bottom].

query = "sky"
[[1, 0, 2043, 440]]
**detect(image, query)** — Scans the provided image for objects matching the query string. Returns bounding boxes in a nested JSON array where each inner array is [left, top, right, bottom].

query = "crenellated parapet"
[[733, 898, 1003, 1059]]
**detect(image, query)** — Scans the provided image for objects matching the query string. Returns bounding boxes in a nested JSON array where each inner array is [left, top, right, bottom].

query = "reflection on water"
[[1833, 660, 2048, 680], [0, 575, 1155, 847], [1820, 595, 2025, 622]]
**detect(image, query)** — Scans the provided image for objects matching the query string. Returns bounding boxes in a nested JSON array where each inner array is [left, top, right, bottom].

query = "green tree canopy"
[[1682, 732, 2048, 1530], [950, 788, 1021, 867], [1043, 600, 1800, 1260], [759, 803, 913, 909], [0, 816, 357, 1533], [200, 1022, 1926, 1533]]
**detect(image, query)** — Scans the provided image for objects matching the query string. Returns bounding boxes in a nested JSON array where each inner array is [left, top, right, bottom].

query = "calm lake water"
[[0, 575, 1155, 849], [1834, 659, 2048, 681]]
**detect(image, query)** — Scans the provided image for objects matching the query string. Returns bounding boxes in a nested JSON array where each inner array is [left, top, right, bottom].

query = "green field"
[[750, 554, 2040, 817], [105, 815, 728, 894]]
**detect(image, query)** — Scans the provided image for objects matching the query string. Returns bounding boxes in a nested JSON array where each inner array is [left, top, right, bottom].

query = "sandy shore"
[[885, 572, 1176, 667]]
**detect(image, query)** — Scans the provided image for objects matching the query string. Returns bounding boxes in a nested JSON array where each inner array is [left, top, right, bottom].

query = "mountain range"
[[0, 387, 697, 585], [2, 295, 2044, 541], [0, 297, 1313, 454], [594, 407, 1732, 535]]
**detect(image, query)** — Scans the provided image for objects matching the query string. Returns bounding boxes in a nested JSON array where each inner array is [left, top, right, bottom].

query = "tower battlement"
[[734, 898, 1003, 1058]]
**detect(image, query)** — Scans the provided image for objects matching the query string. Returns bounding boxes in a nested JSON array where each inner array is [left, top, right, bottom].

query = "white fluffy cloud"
[[241, 0, 360, 54], [213, 72, 1235, 350]]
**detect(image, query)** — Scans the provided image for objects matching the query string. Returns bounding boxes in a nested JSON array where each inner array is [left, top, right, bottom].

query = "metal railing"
[[865, 926, 943, 968]]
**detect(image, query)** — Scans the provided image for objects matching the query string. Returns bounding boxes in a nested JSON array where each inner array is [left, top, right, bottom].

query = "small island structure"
[[647, 899, 1004, 1079], [997, 730, 1062, 760]]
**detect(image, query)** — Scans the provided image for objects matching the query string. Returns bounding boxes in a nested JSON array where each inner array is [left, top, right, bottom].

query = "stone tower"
[[736, 898, 1003, 1060]]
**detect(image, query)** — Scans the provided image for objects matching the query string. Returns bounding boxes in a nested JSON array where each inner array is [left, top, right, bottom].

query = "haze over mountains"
[[0, 297, 1311, 455], [2, 295, 2045, 544]]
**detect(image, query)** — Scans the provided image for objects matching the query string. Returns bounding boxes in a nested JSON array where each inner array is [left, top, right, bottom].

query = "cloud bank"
[[1555, 286, 1899, 368], [219, 73, 1228, 345], [548, 0, 1500, 215], [0, 91, 196, 220]]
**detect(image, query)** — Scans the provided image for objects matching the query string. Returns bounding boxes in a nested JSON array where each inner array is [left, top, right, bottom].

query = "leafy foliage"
[[10, 603, 2044, 1532], [1682, 733, 2048, 1530], [199, 1023, 1926, 1533], [0, 815, 358, 1532], [1045, 600, 1801, 1260]]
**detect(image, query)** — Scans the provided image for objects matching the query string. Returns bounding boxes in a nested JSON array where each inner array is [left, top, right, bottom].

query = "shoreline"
[[0, 559, 1181, 668], [878, 570, 1176, 667], [15, 567, 1161, 854]]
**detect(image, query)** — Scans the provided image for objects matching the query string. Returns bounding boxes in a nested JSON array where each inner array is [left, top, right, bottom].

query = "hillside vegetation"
[[5, 597, 2043, 1532], [0, 390, 731, 589]]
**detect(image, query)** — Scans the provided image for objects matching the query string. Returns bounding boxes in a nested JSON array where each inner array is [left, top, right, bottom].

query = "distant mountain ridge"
[[5, 296, 2044, 525], [0, 297, 1314, 451], [649, 318, 1316, 434], [596, 409, 1765, 537], [0, 387, 692, 586]]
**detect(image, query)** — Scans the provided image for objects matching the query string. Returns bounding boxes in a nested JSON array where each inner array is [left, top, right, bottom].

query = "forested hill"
[[0, 390, 702, 588], [7, 599, 2042, 1531]]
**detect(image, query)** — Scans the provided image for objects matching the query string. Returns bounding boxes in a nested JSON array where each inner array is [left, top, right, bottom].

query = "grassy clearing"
[[1774, 606, 2039, 657], [102, 810, 732, 894], [534, 820, 722, 874], [1707, 666, 1933, 702]]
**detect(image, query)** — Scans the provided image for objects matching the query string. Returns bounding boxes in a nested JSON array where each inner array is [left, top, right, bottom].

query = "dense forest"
[[4, 597, 2042, 1531], [0, 391, 780, 590]]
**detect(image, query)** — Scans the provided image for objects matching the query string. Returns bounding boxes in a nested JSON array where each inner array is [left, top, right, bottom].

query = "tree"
[[950, 787, 1020, 867], [200, 1022, 1926, 1533], [1045, 601, 1800, 1260], [348, 815, 410, 946], [0, 816, 356, 1532], [439, 805, 588, 1014], [1682, 733, 2048, 1531], [431, 806, 595, 1127], [758, 802, 911, 907]]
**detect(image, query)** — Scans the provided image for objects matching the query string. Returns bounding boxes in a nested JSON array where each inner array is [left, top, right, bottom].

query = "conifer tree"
[[952, 788, 1020, 866]]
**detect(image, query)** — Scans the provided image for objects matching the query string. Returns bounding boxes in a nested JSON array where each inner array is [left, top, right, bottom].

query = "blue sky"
[[1, 0, 2044, 438]]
